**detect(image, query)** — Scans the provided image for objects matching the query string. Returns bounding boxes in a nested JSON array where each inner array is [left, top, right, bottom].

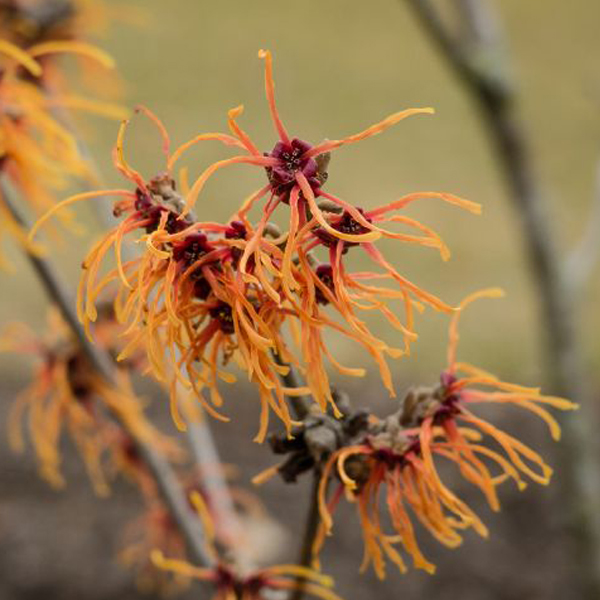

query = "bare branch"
[[453, 0, 501, 46], [289, 472, 322, 600], [0, 175, 214, 569], [565, 158, 600, 291], [185, 411, 246, 563], [402, 1, 600, 596]]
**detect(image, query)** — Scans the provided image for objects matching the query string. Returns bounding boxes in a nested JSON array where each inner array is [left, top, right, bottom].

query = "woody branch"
[[402, 0, 600, 596], [0, 174, 214, 571]]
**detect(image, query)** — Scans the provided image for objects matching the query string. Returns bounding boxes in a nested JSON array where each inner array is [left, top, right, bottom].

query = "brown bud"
[[400, 386, 435, 427], [263, 222, 282, 238], [317, 199, 343, 214]]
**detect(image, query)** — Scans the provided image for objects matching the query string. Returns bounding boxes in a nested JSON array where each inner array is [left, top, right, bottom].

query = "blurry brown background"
[[1, 0, 599, 599]]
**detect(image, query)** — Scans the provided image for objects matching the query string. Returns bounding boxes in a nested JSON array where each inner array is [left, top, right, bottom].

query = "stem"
[[41, 84, 245, 569], [402, 1, 600, 596], [185, 410, 245, 560], [290, 471, 322, 600], [271, 355, 324, 600], [79, 157, 245, 567], [0, 175, 213, 569], [565, 159, 600, 291]]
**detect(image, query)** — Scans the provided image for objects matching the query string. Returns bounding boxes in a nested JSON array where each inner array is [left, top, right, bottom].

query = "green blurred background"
[[5, 0, 600, 385], [1, 1, 599, 599]]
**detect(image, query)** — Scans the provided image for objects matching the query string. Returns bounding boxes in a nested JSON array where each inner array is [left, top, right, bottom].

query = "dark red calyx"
[[432, 379, 462, 424], [121, 434, 140, 464], [315, 263, 335, 305], [372, 447, 408, 470], [265, 138, 321, 202], [66, 353, 93, 404], [438, 371, 462, 417], [134, 188, 186, 235], [134, 188, 152, 212], [225, 220, 247, 240], [313, 208, 372, 253], [335, 207, 372, 236], [225, 220, 255, 270], [215, 566, 236, 590], [172, 233, 217, 299], [432, 401, 461, 426], [193, 277, 212, 300], [243, 575, 267, 596], [209, 302, 235, 334], [371, 437, 421, 470], [172, 233, 211, 264], [440, 370, 457, 389]]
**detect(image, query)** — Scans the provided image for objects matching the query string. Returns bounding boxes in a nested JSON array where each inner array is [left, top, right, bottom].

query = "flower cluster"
[[2, 306, 180, 495], [120, 474, 285, 595], [0, 31, 124, 266], [312, 290, 577, 578], [3, 7, 578, 595], [0, 0, 104, 47], [0, 0, 133, 99], [31, 50, 480, 440], [151, 550, 343, 600]]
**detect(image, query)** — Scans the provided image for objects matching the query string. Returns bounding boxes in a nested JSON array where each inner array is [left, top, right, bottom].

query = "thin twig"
[[402, 1, 600, 596], [82, 164, 245, 565], [290, 471, 322, 600], [453, 0, 501, 47], [270, 353, 324, 600], [185, 413, 245, 559], [0, 175, 213, 569], [43, 90, 245, 568], [565, 158, 600, 291]]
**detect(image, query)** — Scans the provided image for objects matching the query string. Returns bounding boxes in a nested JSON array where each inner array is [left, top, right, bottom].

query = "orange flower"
[[120, 502, 191, 595], [29, 109, 310, 440], [2, 307, 177, 495], [27, 48, 481, 436], [0, 42, 82, 257], [168, 49, 481, 400], [312, 289, 577, 578], [0, 39, 124, 266], [414, 288, 577, 504], [151, 551, 344, 600], [179, 50, 479, 297], [280, 193, 479, 410], [314, 427, 486, 579]]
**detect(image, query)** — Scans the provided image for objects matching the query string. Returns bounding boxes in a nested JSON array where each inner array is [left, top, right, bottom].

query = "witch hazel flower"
[[151, 551, 344, 600], [29, 108, 310, 441], [412, 288, 578, 493], [0, 40, 123, 266], [179, 49, 479, 293], [2, 307, 173, 496], [170, 50, 482, 399], [284, 192, 476, 409], [29, 51, 482, 438], [309, 288, 576, 578]]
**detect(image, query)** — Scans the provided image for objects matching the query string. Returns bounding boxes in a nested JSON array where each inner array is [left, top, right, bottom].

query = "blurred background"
[[1, 0, 599, 599]]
